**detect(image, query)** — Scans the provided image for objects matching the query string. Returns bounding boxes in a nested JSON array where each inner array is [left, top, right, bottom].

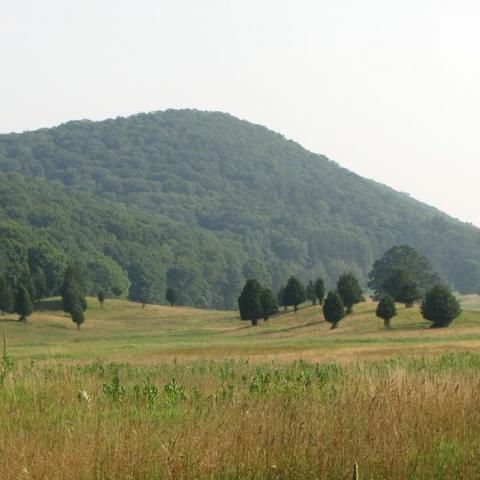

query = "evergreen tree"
[[238, 279, 264, 326], [260, 287, 278, 320], [61, 264, 87, 317], [376, 294, 397, 328], [71, 304, 85, 330], [306, 280, 317, 305], [383, 269, 420, 307], [314, 277, 325, 305], [283, 276, 306, 312], [337, 272, 364, 314], [323, 291, 345, 329], [166, 287, 177, 306], [421, 284, 461, 328], [14, 286, 33, 322], [97, 290, 106, 307], [0, 278, 14, 314]]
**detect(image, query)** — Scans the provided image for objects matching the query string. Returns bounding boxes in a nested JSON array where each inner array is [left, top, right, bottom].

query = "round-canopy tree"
[[14, 286, 33, 323], [421, 284, 461, 328], [368, 245, 441, 300], [283, 276, 306, 312], [97, 290, 106, 307], [323, 291, 345, 329], [376, 294, 397, 328], [238, 279, 264, 326], [383, 269, 420, 307], [337, 272, 364, 314], [260, 287, 278, 321]]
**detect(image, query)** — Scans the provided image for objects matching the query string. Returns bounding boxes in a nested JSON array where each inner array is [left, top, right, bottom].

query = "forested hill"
[[0, 109, 479, 308]]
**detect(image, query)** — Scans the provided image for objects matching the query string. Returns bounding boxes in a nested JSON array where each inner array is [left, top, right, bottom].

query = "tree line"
[[238, 245, 462, 329]]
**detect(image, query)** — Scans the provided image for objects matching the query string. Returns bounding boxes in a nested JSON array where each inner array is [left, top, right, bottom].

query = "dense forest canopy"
[[0, 109, 479, 308]]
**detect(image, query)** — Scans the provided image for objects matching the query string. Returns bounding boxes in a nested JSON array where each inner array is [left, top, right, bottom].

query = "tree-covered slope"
[[0, 109, 479, 307]]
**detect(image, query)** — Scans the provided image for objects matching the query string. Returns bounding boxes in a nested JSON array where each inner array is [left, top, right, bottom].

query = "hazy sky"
[[2, 1, 479, 226]]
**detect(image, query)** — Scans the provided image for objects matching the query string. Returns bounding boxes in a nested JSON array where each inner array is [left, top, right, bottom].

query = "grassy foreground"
[[1, 297, 480, 478]]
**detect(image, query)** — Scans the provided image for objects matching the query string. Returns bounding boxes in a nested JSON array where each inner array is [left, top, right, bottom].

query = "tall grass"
[[1, 354, 480, 479]]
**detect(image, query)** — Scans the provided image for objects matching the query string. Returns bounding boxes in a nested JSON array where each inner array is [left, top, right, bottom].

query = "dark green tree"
[[238, 279, 264, 326], [14, 286, 33, 322], [0, 278, 14, 314], [166, 287, 177, 306], [368, 245, 441, 300], [383, 269, 420, 307], [323, 291, 345, 329], [97, 290, 106, 307], [421, 284, 461, 328], [61, 264, 87, 315], [283, 276, 306, 312], [71, 305, 85, 330], [260, 287, 278, 320], [337, 272, 364, 314], [314, 277, 325, 305], [376, 294, 397, 328], [306, 280, 317, 305]]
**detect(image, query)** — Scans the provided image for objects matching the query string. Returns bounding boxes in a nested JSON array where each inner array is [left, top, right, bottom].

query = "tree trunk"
[[77, 323, 80, 330], [384, 318, 391, 329], [330, 322, 338, 329], [346, 306, 353, 315], [294, 304, 298, 313], [251, 317, 258, 326]]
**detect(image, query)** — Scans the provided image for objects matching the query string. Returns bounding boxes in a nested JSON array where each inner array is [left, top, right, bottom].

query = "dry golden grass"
[[1, 357, 480, 479]]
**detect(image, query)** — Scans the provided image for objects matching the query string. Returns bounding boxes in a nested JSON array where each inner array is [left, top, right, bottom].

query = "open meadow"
[[1, 297, 480, 479]]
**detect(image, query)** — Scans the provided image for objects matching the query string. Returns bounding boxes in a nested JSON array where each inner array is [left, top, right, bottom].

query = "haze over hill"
[[0, 109, 479, 308]]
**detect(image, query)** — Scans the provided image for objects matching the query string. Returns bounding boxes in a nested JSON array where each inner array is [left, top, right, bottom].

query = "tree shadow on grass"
[[34, 299, 63, 312]]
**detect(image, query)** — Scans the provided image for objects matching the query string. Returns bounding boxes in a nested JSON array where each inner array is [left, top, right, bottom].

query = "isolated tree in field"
[[337, 272, 364, 314], [368, 245, 441, 300], [314, 277, 325, 305], [97, 290, 106, 307], [71, 305, 85, 330], [376, 294, 397, 328], [238, 279, 264, 326], [166, 287, 177, 306], [260, 287, 278, 320], [61, 264, 87, 329], [111, 286, 122, 297], [277, 286, 287, 311], [421, 284, 461, 328], [323, 291, 345, 329], [0, 278, 14, 314], [14, 286, 33, 323], [306, 280, 317, 305], [383, 269, 420, 307], [283, 276, 306, 312]]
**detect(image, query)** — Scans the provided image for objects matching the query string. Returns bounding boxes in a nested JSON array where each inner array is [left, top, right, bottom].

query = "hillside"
[[3, 297, 480, 362], [1, 109, 480, 308]]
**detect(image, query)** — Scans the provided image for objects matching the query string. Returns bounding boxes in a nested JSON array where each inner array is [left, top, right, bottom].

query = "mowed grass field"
[[1, 296, 480, 363], [1, 297, 480, 479]]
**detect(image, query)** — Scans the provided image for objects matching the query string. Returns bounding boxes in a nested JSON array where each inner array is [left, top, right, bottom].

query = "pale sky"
[[1, 1, 479, 226]]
